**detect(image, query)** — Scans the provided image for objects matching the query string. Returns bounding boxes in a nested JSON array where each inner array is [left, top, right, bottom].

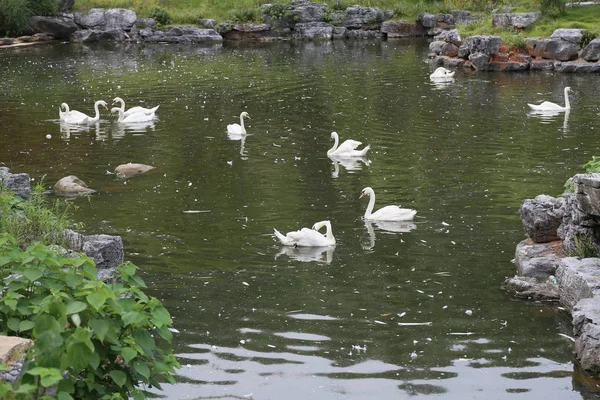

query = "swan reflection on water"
[[275, 245, 335, 264], [227, 132, 248, 157], [329, 155, 371, 178], [112, 119, 157, 138], [527, 109, 570, 131], [59, 120, 100, 139], [362, 220, 417, 250]]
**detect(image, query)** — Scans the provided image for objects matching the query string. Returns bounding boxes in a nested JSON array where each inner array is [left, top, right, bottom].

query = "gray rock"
[[75, 8, 106, 29], [581, 38, 600, 62], [504, 275, 560, 301], [555, 257, 600, 312], [134, 18, 156, 30], [435, 28, 462, 46], [114, 163, 156, 178], [492, 12, 540, 29], [293, 22, 333, 40], [529, 58, 555, 70], [555, 60, 600, 73], [82, 234, 124, 269], [459, 35, 502, 58], [199, 18, 216, 29], [519, 195, 565, 243], [104, 8, 137, 31], [381, 21, 425, 38], [573, 298, 600, 374], [345, 30, 382, 39], [332, 26, 346, 39], [64, 229, 84, 252], [341, 5, 393, 29], [468, 52, 490, 70], [551, 28, 585, 45], [429, 40, 445, 55], [525, 37, 579, 61], [289, 0, 327, 24], [0, 167, 31, 199], [418, 13, 437, 28], [218, 23, 272, 41], [54, 175, 96, 196], [29, 15, 78, 39], [514, 240, 561, 280], [72, 29, 126, 42]]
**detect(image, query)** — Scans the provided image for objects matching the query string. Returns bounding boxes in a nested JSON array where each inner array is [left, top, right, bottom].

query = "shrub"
[[0, 0, 58, 35], [332, 0, 348, 11], [230, 7, 260, 23], [536, 0, 566, 15], [0, 235, 180, 399], [148, 6, 169, 26], [582, 156, 600, 173]]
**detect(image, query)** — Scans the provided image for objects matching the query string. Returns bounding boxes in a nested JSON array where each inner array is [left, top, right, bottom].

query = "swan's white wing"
[[227, 123, 244, 134], [370, 205, 417, 221], [124, 105, 160, 117], [63, 114, 89, 125], [527, 101, 564, 111], [336, 139, 363, 153], [123, 112, 155, 123]]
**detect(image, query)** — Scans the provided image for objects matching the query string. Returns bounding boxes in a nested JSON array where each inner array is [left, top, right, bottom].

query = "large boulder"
[[74, 8, 106, 29], [492, 12, 540, 29], [519, 195, 565, 243], [556, 257, 600, 312], [114, 163, 155, 179], [555, 60, 600, 73], [0, 167, 31, 199], [217, 23, 272, 41], [573, 298, 600, 374], [293, 22, 333, 40], [290, 0, 327, 24], [525, 37, 580, 61], [458, 35, 502, 58], [581, 38, 600, 62], [341, 6, 393, 29], [74, 8, 136, 32], [381, 21, 425, 38], [72, 29, 126, 42], [29, 15, 78, 39], [82, 234, 124, 269], [54, 176, 96, 196], [551, 28, 585, 45]]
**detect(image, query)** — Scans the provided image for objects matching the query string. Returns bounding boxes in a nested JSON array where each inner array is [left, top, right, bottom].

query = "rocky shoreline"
[[507, 173, 600, 377], [3, 0, 600, 74]]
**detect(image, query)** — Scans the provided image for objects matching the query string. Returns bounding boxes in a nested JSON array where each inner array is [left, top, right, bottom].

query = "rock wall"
[[509, 173, 600, 376]]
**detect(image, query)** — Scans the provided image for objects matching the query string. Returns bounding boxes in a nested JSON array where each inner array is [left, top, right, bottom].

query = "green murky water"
[[2, 39, 600, 399]]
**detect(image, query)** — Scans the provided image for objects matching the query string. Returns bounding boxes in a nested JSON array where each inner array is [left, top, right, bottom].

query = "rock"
[[469, 52, 490, 70], [514, 240, 561, 280], [555, 60, 600, 73], [341, 5, 393, 29], [29, 15, 78, 39], [418, 13, 438, 29], [0, 167, 31, 199], [54, 176, 96, 196], [525, 37, 580, 61], [346, 30, 382, 39], [435, 28, 462, 46], [459, 35, 502, 58], [74, 8, 106, 29], [0, 336, 33, 366], [573, 298, 600, 374], [63, 229, 84, 252], [555, 257, 600, 312], [503, 275, 560, 301], [114, 163, 156, 178], [72, 29, 126, 42], [492, 12, 540, 29], [529, 58, 555, 70], [218, 23, 272, 41], [519, 195, 565, 243], [199, 18, 216, 29], [381, 21, 425, 38], [104, 8, 137, 31], [82, 234, 124, 269], [332, 27, 346, 39], [293, 22, 333, 40], [551, 28, 585, 45], [289, 0, 327, 24], [581, 38, 600, 62], [429, 40, 445, 55], [59, 0, 74, 12]]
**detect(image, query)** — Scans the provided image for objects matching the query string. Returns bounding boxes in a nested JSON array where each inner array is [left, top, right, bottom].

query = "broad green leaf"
[[132, 329, 156, 354], [64, 273, 83, 288], [89, 319, 110, 342], [7, 318, 19, 332], [156, 325, 173, 342], [57, 392, 74, 400], [122, 311, 145, 327], [109, 370, 127, 387], [133, 390, 145, 400], [25, 367, 46, 376], [72, 327, 92, 343], [150, 306, 172, 326], [81, 262, 98, 279], [22, 267, 43, 282], [88, 350, 100, 369], [66, 301, 87, 315], [36, 330, 64, 350], [40, 369, 63, 387], [67, 342, 93, 371], [18, 320, 35, 332], [121, 347, 137, 363], [133, 361, 150, 380], [34, 314, 62, 336], [86, 291, 106, 311]]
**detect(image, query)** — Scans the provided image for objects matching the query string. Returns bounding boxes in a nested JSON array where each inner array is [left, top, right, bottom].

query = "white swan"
[[527, 87, 571, 112], [327, 132, 370, 157], [429, 67, 455, 79], [273, 220, 336, 247], [62, 100, 107, 125], [111, 107, 155, 123], [360, 187, 417, 221], [227, 112, 250, 134], [112, 97, 159, 117]]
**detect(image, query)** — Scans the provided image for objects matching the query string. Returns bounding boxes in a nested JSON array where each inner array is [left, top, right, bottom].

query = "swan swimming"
[[273, 220, 336, 247], [429, 67, 455, 80], [360, 187, 417, 221], [227, 112, 250, 134], [327, 132, 370, 157], [111, 107, 156, 123], [527, 87, 571, 112], [112, 97, 160, 117], [60, 100, 107, 125]]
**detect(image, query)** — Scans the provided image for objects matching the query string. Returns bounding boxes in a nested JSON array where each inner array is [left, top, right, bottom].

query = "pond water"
[[2, 38, 600, 399]]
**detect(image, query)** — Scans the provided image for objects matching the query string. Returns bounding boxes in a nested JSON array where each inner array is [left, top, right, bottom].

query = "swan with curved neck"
[[112, 97, 159, 117], [327, 132, 370, 157], [227, 112, 250, 134], [111, 107, 155, 123], [273, 220, 336, 247], [59, 102, 91, 122], [360, 187, 417, 221], [429, 67, 455, 80], [527, 86, 571, 112]]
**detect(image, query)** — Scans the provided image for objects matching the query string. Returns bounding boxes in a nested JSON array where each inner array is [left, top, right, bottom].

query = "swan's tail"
[[150, 105, 160, 114], [527, 103, 537, 110], [273, 228, 290, 245], [359, 145, 371, 156]]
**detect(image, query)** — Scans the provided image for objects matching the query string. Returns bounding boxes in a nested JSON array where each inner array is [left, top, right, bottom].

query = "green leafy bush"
[[0, 235, 180, 399], [148, 6, 170, 26], [537, 0, 566, 15], [0, 0, 58, 35], [582, 156, 600, 173], [230, 7, 260, 23]]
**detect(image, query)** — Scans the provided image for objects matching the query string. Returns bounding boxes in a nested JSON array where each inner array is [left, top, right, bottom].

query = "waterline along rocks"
[[8, 1, 600, 73], [507, 173, 600, 376]]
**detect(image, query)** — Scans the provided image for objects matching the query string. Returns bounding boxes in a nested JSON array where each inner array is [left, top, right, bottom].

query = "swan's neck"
[[93, 102, 101, 120], [117, 99, 125, 112], [328, 134, 339, 155], [324, 222, 333, 241], [63, 104, 70, 113], [239, 114, 246, 134], [564, 88, 571, 110], [117, 108, 125, 122], [365, 191, 375, 218]]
